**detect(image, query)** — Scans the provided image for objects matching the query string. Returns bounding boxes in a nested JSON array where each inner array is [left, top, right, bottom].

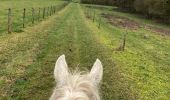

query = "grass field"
[[83, 4, 170, 99], [0, 0, 68, 35], [0, 1, 170, 100]]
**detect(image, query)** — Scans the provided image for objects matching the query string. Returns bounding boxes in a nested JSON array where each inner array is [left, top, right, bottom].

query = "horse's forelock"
[[50, 72, 100, 100]]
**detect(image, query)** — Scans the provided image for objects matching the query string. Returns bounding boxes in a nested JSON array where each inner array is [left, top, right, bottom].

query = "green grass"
[[0, 1, 170, 100], [84, 4, 170, 31], [0, 0, 68, 35], [82, 4, 170, 100]]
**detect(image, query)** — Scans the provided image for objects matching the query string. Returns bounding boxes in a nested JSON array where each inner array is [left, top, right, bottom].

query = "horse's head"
[[50, 55, 103, 100]]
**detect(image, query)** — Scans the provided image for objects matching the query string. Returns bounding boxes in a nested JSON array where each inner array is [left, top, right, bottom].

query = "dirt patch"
[[146, 25, 170, 36], [102, 13, 170, 36], [102, 13, 141, 30], [85, 5, 112, 11]]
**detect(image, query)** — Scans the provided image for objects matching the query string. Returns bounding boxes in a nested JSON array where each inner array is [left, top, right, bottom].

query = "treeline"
[[81, 0, 170, 23]]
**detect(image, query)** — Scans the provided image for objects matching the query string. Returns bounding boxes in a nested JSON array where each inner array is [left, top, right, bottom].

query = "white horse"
[[50, 55, 103, 100]]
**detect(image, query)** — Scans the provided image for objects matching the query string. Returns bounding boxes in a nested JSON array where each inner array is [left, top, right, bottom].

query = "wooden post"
[[47, 7, 49, 16], [54, 6, 56, 13], [86, 8, 88, 15], [122, 32, 127, 51], [86, 8, 88, 17], [50, 6, 52, 16], [93, 10, 95, 22], [98, 17, 101, 29], [54, 6, 55, 13], [115, 32, 127, 51], [52, 6, 53, 14], [38, 8, 40, 21], [48, 7, 50, 16], [55, 6, 57, 11], [43, 7, 45, 19], [55, 6, 57, 12], [49, 7, 51, 16], [23, 8, 26, 28], [53, 6, 54, 14], [32, 8, 35, 24], [8, 8, 12, 33]]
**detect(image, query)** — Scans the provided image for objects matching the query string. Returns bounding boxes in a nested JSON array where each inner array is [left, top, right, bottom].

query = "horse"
[[50, 55, 103, 100]]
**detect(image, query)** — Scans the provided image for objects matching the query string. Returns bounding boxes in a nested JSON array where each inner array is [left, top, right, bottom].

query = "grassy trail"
[[1, 2, 169, 100], [0, 3, 134, 99]]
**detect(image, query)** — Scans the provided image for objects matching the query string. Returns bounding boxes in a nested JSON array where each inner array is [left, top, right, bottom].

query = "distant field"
[[0, 0, 67, 35]]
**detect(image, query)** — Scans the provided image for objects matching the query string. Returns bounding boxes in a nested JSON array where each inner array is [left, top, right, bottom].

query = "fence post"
[[50, 6, 51, 16], [54, 6, 56, 13], [51, 6, 53, 15], [98, 17, 101, 29], [52, 6, 54, 14], [38, 8, 40, 21], [50, 6, 52, 16], [32, 8, 35, 24], [122, 31, 127, 51], [52, 6, 53, 14], [43, 7, 45, 19], [8, 8, 12, 33], [23, 8, 26, 28], [53, 6, 54, 14], [86, 8, 89, 18], [55, 6, 57, 13], [47, 7, 49, 16], [54, 6, 55, 14], [88, 9, 90, 18], [93, 10, 95, 22], [53, 6, 55, 14]]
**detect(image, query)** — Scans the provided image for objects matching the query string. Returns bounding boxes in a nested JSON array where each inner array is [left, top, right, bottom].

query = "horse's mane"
[[50, 55, 102, 100], [51, 71, 100, 100]]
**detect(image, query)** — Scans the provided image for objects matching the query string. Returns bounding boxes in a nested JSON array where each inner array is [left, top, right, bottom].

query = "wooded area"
[[81, 0, 170, 23]]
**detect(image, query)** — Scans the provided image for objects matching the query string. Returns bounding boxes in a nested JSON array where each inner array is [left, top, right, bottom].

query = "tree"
[[81, 0, 170, 23]]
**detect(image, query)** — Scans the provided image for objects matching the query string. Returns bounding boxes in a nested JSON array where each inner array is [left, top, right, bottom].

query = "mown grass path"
[[0, 3, 135, 100], [2, 2, 169, 100]]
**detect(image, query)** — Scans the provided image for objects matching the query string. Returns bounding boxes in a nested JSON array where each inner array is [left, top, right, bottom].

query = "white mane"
[[50, 55, 103, 100]]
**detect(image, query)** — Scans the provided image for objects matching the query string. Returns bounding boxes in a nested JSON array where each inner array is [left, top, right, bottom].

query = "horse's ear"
[[90, 59, 103, 85], [54, 55, 68, 85]]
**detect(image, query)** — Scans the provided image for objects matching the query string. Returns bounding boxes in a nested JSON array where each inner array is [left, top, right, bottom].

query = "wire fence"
[[6, 2, 68, 34]]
